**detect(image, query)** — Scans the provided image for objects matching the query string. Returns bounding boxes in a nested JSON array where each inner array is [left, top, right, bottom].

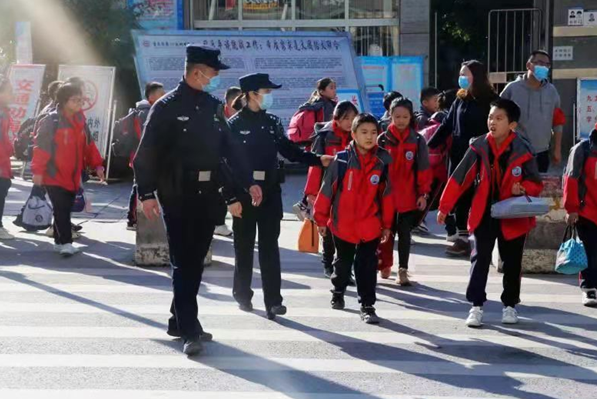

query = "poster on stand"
[[577, 78, 597, 140], [7, 64, 46, 140]]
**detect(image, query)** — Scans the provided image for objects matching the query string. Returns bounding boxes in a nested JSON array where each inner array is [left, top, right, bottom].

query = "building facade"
[[184, 0, 430, 81]]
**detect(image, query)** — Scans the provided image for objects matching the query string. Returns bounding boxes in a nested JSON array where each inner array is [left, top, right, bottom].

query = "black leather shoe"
[[167, 329, 212, 342], [331, 294, 345, 310], [238, 302, 254, 312], [182, 339, 203, 356], [267, 304, 287, 320]]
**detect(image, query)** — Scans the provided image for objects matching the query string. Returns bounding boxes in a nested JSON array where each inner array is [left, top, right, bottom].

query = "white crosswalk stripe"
[[1, 240, 595, 398]]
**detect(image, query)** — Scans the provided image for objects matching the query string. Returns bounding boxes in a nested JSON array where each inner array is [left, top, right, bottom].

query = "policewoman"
[[226, 73, 332, 320], [134, 45, 262, 356]]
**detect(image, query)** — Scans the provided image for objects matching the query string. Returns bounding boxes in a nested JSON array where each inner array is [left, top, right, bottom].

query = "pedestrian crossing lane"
[[0, 252, 596, 398]]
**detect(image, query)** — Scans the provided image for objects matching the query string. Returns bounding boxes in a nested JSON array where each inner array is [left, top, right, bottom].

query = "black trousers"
[[233, 187, 283, 310], [536, 150, 550, 173], [215, 195, 228, 226], [127, 184, 137, 224], [467, 213, 526, 307], [577, 217, 597, 290], [332, 235, 379, 307], [46, 185, 75, 245], [0, 178, 11, 228], [395, 210, 418, 269], [455, 187, 474, 236], [322, 233, 335, 269], [162, 188, 217, 340]]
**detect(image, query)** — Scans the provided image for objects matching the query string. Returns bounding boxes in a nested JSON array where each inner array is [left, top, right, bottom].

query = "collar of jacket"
[[241, 107, 267, 119], [387, 124, 414, 143], [332, 121, 350, 141], [178, 78, 210, 101], [56, 107, 86, 129]]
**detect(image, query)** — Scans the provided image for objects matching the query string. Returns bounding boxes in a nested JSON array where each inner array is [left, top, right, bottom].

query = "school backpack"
[[111, 109, 140, 158], [13, 186, 53, 232], [12, 118, 37, 161], [287, 108, 324, 144]]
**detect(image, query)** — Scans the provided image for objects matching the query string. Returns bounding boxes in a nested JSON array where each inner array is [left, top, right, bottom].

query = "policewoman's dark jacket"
[[133, 79, 252, 207], [225, 107, 321, 201]]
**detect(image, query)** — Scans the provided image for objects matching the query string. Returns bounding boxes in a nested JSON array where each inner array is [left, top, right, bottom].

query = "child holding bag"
[[563, 122, 597, 307]]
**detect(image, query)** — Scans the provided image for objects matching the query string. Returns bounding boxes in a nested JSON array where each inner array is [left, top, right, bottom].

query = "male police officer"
[[134, 45, 262, 356]]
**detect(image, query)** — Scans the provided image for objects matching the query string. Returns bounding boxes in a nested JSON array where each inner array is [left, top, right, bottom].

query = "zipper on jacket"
[[348, 171, 353, 191]]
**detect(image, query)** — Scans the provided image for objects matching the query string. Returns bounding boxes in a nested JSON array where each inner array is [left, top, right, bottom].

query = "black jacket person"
[[224, 73, 332, 320], [133, 45, 262, 357]]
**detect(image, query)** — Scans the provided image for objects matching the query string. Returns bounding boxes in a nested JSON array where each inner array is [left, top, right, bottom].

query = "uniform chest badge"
[[177, 116, 189, 121], [405, 151, 414, 161], [370, 174, 380, 185], [240, 130, 251, 135], [512, 166, 522, 177]]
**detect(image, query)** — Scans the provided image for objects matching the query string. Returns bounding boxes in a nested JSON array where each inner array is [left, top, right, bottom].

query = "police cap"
[[239, 73, 282, 92], [186, 44, 230, 70]]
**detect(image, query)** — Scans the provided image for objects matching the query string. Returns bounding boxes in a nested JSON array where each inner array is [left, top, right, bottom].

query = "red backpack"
[[287, 108, 324, 144]]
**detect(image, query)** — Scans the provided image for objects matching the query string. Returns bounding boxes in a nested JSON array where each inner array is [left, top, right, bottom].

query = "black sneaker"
[[445, 238, 471, 257], [72, 223, 83, 232], [182, 339, 203, 356], [267, 304, 287, 320], [360, 306, 380, 324], [238, 302, 254, 312], [331, 294, 345, 310], [323, 266, 333, 278], [126, 222, 137, 231], [167, 328, 213, 342]]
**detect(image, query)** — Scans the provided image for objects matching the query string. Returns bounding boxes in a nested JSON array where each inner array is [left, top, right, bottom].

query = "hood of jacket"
[[136, 99, 152, 110]]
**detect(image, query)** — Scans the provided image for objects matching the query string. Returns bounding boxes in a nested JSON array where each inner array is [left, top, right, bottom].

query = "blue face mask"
[[533, 65, 550, 81], [259, 93, 274, 110], [199, 71, 220, 93], [458, 76, 471, 90]]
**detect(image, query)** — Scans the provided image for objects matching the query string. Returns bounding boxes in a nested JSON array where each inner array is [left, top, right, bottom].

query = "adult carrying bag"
[[490, 194, 549, 219], [555, 225, 588, 275], [298, 219, 319, 254]]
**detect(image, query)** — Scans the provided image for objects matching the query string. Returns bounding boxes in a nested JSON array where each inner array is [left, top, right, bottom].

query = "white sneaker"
[[502, 306, 519, 324], [53, 244, 63, 253], [214, 224, 233, 237], [71, 230, 81, 240], [45, 226, 54, 237], [0, 227, 15, 240], [465, 306, 483, 327], [582, 289, 597, 307], [446, 233, 459, 243], [59, 243, 80, 257]]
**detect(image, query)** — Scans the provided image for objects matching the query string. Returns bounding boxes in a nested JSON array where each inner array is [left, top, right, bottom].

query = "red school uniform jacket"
[[31, 110, 104, 192], [314, 143, 394, 244], [563, 127, 597, 226], [0, 106, 13, 180], [439, 132, 543, 240], [378, 125, 432, 213], [304, 121, 351, 197]]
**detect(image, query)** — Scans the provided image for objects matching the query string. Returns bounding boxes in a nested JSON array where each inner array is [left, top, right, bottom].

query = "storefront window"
[[242, 0, 287, 20], [350, 25, 399, 56], [193, 0, 238, 21], [297, 0, 345, 20], [350, 0, 397, 19]]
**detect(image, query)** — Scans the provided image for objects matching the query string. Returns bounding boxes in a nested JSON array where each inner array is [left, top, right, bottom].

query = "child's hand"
[[306, 195, 316, 205], [381, 229, 392, 244], [566, 212, 579, 226], [320, 155, 334, 168], [437, 211, 447, 225], [318, 226, 327, 237], [417, 196, 427, 211], [512, 182, 525, 196]]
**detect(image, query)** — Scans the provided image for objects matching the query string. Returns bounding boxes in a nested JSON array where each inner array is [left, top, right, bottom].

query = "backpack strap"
[[335, 150, 349, 194], [579, 139, 592, 209]]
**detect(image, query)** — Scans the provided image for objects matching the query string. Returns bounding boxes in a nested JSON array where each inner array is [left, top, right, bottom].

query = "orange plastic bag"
[[298, 220, 320, 254]]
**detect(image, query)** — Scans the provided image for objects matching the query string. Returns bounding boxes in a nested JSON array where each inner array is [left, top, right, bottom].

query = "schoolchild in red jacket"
[[0, 77, 14, 240], [377, 98, 432, 286], [31, 83, 105, 257], [563, 123, 597, 307], [304, 101, 358, 277], [438, 99, 543, 328], [314, 113, 393, 324]]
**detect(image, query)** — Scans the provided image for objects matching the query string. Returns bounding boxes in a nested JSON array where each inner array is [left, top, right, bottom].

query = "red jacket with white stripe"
[[314, 143, 394, 244], [304, 121, 351, 197], [439, 132, 543, 240], [563, 128, 597, 226], [0, 106, 13, 179], [31, 110, 103, 192], [378, 125, 432, 213]]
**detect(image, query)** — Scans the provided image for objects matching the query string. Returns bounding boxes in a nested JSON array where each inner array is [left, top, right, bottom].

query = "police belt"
[[186, 170, 216, 183]]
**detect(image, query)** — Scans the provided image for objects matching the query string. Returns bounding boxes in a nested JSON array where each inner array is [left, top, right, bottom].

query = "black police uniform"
[[134, 46, 253, 342], [225, 73, 322, 318]]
